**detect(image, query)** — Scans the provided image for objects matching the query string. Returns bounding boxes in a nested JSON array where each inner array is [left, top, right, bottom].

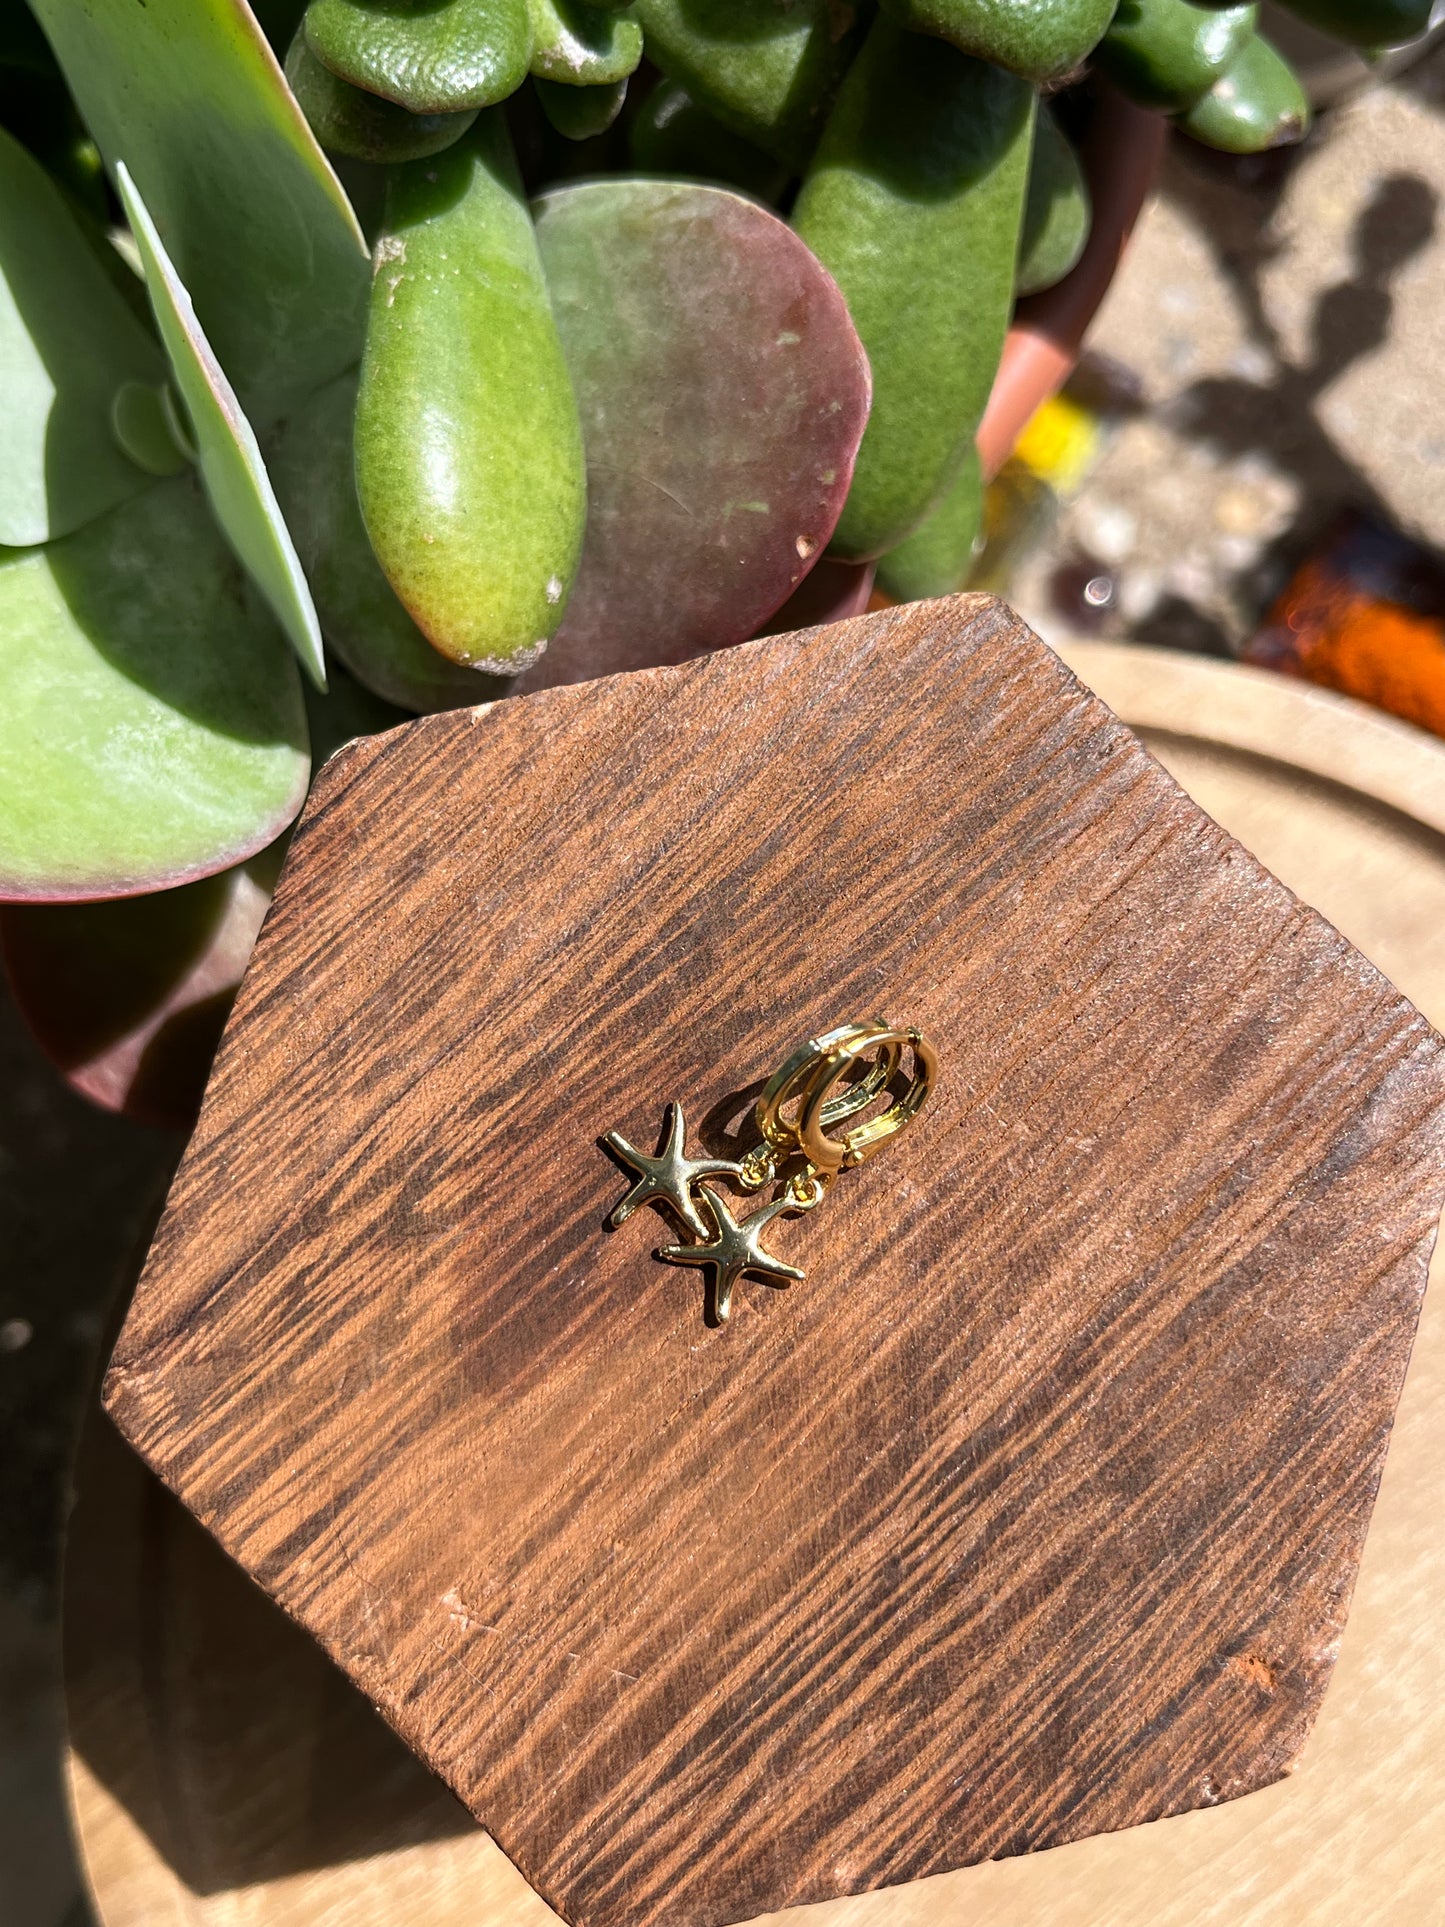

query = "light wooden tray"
[[65, 641, 1445, 1927]]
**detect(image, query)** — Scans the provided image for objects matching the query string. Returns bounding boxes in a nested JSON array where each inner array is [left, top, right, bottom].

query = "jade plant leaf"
[[514, 180, 871, 691], [354, 118, 587, 672], [0, 850, 281, 1128], [534, 75, 629, 141], [304, 0, 533, 114], [755, 558, 877, 638], [0, 125, 163, 547], [116, 164, 326, 689], [1176, 33, 1311, 153], [527, 0, 643, 85], [269, 370, 503, 713], [30, 0, 368, 428], [285, 30, 480, 161], [1018, 105, 1091, 297], [876, 444, 983, 602], [628, 0, 865, 169], [0, 662, 405, 1127], [0, 476, 309, 903]]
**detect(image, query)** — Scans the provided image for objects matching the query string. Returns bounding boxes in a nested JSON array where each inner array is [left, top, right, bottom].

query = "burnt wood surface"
[[103, 596, 1445, 1927]]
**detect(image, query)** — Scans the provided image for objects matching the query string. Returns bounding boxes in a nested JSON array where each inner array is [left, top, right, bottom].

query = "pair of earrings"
[[602, 1020, 935, 1322]]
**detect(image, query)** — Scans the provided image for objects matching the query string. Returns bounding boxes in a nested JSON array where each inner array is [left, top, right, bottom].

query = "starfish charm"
[[603, 1103, 742, 1240], [657, 1184, 806, 1323]]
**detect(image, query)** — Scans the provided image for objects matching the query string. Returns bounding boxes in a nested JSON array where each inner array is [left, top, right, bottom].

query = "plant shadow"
[[65, 1403, 484, 1901], [1124, 135, 1442, 651]]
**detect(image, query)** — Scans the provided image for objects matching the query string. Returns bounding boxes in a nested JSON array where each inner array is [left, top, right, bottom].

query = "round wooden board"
[[65, 643, 1445, 1927]]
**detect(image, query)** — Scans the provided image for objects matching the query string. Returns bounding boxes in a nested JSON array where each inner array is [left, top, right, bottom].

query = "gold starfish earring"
[[656, 1185, 808, 1324], [603, 1102, 744, 1240], [602, 1020, 936, 1322]]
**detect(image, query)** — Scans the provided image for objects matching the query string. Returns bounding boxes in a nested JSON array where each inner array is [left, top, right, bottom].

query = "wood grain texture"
[[101, 596, 1445, 1927], [67, 655, 1445, 1927], [1057, 640, 1445, 839]]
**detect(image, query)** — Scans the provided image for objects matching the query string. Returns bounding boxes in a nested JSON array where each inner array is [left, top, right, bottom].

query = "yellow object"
[[604, 1020, 936, 1321], [1013, 390, 1102, 493]]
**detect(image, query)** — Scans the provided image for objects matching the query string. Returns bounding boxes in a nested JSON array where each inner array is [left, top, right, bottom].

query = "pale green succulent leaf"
[[109, 381, 192, 478], [0, 477, 309, 904], [0, 124, 163, 547], [116, 162, 327, 690], [29, 0, 368, 427]]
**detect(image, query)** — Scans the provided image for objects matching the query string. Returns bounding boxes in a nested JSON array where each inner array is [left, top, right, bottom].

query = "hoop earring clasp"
[[755, 1019, 936, 1182]]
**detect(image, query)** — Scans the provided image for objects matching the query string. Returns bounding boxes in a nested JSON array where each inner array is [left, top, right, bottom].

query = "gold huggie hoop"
[[754, 1019, 901, 1167], [797, 1025, 937, 1175], [603, 1019, 937, 1322]]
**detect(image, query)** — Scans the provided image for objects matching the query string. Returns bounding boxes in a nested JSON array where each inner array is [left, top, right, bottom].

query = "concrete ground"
[[6, 41, 1445, 1927], [1013, 44, 1445, 658]]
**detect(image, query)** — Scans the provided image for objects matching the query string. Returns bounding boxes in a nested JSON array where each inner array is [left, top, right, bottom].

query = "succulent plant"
[[1, 0, 1355, 1123]]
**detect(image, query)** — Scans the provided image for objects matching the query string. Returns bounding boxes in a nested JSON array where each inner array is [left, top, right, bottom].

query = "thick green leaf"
[[0, 476, 309, 902], [792, 24, 1034, 560], [0, 850, 280, 1127], [629, 0, 865, 169], [527, 0, 643, 85], [270, 370, 501, 712], [116, 164, 326, 688], [355, 119, 587, 671], [30, 0, 368, 427], [876, 444, 983, 601], [304, 0, 533, 114], [1176, 33, 1311, 152], [1096, 0, 1258, 114], [0, 124, 162, 546], [515, 180, 871, 690], [534, 75, 629, 139], [285, 30, 480, 160], [1018, 105, 1091, 298]]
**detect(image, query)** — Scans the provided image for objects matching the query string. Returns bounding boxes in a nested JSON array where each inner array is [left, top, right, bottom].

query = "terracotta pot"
[[976, 89, 1169, 482]]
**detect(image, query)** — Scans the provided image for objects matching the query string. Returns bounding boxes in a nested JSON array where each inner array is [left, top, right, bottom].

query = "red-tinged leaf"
[[513, 179, 870, 692], [1, 852, 280, 1129], [754, 558, 876, 638], [0, 661, 402, 1128]]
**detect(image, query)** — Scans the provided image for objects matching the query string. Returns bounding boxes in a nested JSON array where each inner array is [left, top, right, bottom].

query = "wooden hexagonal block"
[[104, 597, 1445, 1927]]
